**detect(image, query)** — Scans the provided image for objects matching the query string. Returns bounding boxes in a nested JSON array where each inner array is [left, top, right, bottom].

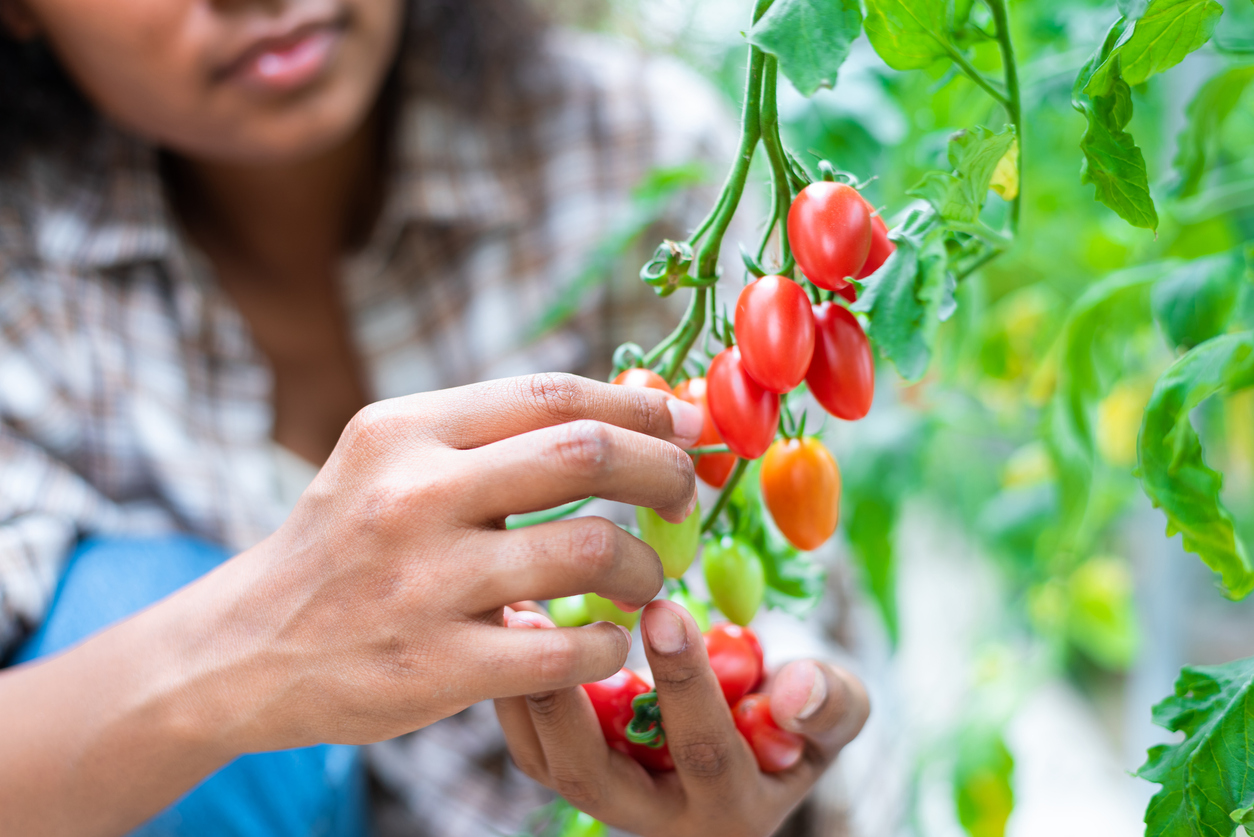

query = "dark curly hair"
[[0, 0, 547, 165]]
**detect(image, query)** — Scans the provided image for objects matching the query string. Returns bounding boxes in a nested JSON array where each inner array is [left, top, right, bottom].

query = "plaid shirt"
[[0, 31, 737, 835]]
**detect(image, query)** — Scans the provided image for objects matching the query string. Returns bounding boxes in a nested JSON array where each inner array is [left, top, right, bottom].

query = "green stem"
[[757, 56, 794, 273], [506, 497, 595, 529], [686, 444, 732, 457], [947, 219, 1013, 249], [658, 289, 708, 384], [986, 0, 1022, 231], [700, 457, 750, 535], [941, 42, 1009, 107]]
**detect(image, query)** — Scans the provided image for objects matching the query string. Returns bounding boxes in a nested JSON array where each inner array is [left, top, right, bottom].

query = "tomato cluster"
[[582, 623, 801, 774]]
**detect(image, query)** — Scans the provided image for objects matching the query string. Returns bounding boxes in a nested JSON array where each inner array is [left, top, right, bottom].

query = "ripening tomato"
[[836, 283, 858, 303], [674, 378, 737, 488], [704, 623, 764, 705], [548, 594, 591, 627], [734, 275, 816, 394], [806, 302, 874, 421], [613, 367, 673, 394], [856, 211, 894, 280], [707, 348, 780, 460], [585, 593, 640, 630], [787, 182, 872, 291], [636, 503, 701, 579], [703, 535, 765, 626], [583, 669, 675, 772], [760, 437, 841, 552], [732, 693, 805, 773]]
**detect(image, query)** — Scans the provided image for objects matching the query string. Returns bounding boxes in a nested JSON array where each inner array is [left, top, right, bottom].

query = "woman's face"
[[11, 0, 404, 163]]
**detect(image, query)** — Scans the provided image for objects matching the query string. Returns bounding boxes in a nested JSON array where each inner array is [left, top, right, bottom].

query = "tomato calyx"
[[640, 239, 695, 298], [625, 690, 666, 748]]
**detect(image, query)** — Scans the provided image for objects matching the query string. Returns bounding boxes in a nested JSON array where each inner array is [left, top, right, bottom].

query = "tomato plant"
[[528, 0, 1254, 829], [733, 275, 815, 394], [731, 693, 804, 774], [760, 437, 840, 552], [674, 377, 737, 488], [582, 669, 675, 772], [703, 623, 764, 705], [703, 535, 766, 626], [706, 347, 779, 460], [612, 367, 673, 394], [636, 504, 701, 579], [807, 302, 874, 421], [787, 182, 872, 290]]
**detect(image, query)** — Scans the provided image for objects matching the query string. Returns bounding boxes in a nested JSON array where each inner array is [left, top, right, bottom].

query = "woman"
[[0, 0, 870, 835]]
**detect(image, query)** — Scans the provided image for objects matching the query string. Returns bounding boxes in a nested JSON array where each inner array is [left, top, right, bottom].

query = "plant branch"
[[701, 458, 750, 534], [757, 55, 795, 275], [986, 0, 1022, 231], [941, 42, 1010, 107]]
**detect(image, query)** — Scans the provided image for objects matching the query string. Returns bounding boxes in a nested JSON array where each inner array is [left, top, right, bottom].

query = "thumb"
[[767, 660, 870, 752]]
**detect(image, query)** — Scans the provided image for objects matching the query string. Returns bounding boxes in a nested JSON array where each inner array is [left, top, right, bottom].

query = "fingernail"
[[508, 611, 554, 629], [667, 399, 704, 447], [644, 605, 687, 655], [795, 662, 827, 721], [683, 488, 698, 519], [612, 600, 641, 613]]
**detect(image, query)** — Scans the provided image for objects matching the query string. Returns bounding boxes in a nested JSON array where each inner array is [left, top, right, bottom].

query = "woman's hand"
[[179, 373, 704, 754], [494, 601, 870, 837]]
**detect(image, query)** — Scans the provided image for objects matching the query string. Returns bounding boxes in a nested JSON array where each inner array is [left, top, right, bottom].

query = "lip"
[[215, 17, 347, 93]]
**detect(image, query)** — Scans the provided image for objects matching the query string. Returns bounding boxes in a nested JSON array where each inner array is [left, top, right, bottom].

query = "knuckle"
[[534, 634, 580, 684], [552, 775, 604, 809], [675, 739, 733, 779], [346, 400, 402, 448], [652, 662, 705, 695], [569, 517, 618, 579], [523, 373, 586, 425], [524, 690, 565, 721], [551, 421, 613, 479]]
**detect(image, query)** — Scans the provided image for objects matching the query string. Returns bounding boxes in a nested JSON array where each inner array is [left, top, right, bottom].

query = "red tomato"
[[734, 275, 816, 394], [836, 283, 858, 303], [707, 347, 779, 460], [856, 211, 894, 280], [582, 669, 675, 772], [674, 378, 736, 488], [733, 693, 805, 773], [806, 302, 874, 420], [613, 367, 673, 394], [787, 182, 872, 291], [704, 623, 764, 705], [760, 437, 841, 551]]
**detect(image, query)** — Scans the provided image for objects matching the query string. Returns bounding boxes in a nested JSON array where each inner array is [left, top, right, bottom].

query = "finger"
[[640, 601, 758, 798], [507, 600, 545, 615], [471, 518, 664, 610], [768, 661, 870, 755], [495, 695, 550, 782], [461, 420, 697, 523], [471, 621, 633, 699], [378, 373, 706, 450], [523, 682, 659, 819], [755, 661, 871, 803]]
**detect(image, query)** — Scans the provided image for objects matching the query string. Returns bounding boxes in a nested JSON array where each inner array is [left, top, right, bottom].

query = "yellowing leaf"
[[990, 139, 1019, 201], [1097, 378, 1155, 467]]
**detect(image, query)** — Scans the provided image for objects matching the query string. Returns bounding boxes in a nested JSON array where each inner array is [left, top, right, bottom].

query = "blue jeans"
[[12, 536, 371, 837]]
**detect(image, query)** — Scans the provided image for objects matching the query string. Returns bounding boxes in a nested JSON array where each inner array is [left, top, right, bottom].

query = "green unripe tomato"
[[561, 810, 608, 837], [703, 535, 765, 626], [636, 502, 702, 579], [549, 594, 591, 627], [585, 593, 640, 630], [670, 588, 712, 632]]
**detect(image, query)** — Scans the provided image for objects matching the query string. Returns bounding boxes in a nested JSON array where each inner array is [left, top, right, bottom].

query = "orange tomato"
[[613, 367, 673, 394], [674, 377, 737, 488], [760, 437, 840, 551]]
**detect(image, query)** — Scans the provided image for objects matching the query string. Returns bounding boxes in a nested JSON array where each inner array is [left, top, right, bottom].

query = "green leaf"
[[953, 724, 1015, 837], [852, 207, 956, 381], [1076, 77, 1159, 231], [1046, 263, 1168, 550], [1085, 0, 1224, 94], [1138, 657, 1254, 837], [1171, 65, 1254, 199], [748, 0, 863, 97], [1152, 249, 1248, 350], [908, 125, 1016, 223], [863, 0, 950, 71], [1137, 331, 1254, 599]]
